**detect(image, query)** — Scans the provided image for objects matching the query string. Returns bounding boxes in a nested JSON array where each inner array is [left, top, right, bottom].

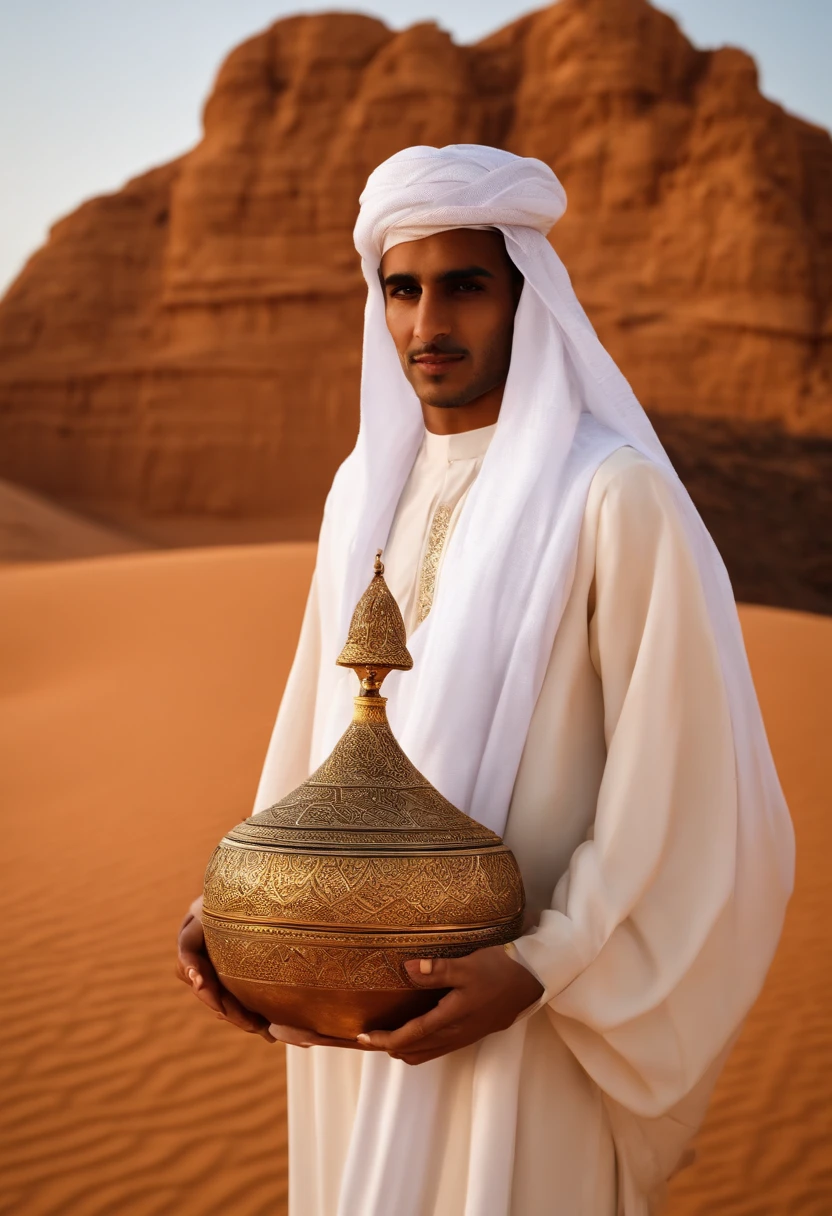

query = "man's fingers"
[[192, 975, 226, 1015], [403, 956, 469, 989], [178, 914, 206, 952], [217, 989, 268, 1034], [267, 1024, 324, 1048], [175, 944, 226, 1013], [358, 991, 461, 1053], [193, 976, 266, 1030], [177, 949, 205, 981], [393, 1047, 452, 1066], [177, 899, 268, 1036], [177, 914, 218, 989], [267, 1024, 383, 1050]]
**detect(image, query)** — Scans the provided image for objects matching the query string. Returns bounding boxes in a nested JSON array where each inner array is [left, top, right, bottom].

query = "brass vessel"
[[202, 553, 525, 1039]]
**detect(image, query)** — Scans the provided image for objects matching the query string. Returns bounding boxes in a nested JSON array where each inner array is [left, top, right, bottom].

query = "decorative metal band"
[[203, 916, 523, 992], [351, 697, 389, 726], [220, 835, 513, 857], [203, 910, 522, 933], [202, 915, 523, 943], [203, 844, 524, 930]]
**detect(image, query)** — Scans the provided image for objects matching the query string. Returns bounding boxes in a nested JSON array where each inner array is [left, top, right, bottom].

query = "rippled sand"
[[0, 546, 827, 1214], [666, 605, 831, 1216]]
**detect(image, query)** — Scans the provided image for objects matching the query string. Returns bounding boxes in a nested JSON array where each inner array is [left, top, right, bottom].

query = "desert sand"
[[0, 477, 144, 565], [0, 544, 829, 1215]]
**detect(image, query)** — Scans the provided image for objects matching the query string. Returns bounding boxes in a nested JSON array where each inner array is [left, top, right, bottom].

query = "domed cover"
[[336, 551, 414, 672], [229, 698, 502, 853]]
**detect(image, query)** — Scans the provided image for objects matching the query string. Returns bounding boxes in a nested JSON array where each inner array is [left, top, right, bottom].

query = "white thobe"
[[256, 425, 739, 1215]]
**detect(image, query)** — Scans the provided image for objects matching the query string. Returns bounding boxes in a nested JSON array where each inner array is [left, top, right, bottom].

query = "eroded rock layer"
[[0, 0, 830, 526]]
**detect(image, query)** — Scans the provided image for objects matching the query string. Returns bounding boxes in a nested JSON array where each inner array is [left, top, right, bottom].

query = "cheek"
[[468, 306, 514, 366], [384, 308, 412, 357]]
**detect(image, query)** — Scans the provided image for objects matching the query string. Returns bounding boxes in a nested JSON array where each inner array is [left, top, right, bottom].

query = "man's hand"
[[175, 899, 274, 1042], [267, 1024, 377, 1050], [355, 945, 544, 1065]]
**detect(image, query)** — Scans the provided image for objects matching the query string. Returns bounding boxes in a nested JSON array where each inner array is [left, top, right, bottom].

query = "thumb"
[[404, 956, 465, 989]]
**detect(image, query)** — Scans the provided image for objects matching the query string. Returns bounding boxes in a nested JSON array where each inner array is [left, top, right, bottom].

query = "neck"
[[420, 382, 504, 435]]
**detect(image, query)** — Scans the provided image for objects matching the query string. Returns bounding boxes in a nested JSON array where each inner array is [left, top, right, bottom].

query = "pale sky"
[[1, 0, 829, 297]]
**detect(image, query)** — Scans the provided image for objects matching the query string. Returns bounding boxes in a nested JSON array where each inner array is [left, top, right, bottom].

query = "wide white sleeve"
[[512, 461, 749, 1118], [251, 570, 321, 813]]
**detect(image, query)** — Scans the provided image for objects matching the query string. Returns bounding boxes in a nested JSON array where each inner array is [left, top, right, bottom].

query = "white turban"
[[262, 145, 793, 1214], [354, 143, 566, 255]]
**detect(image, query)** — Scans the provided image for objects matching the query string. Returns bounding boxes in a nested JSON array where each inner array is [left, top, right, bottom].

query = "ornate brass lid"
[[336, 551, 413, 674], [228, 552, 501, 854]]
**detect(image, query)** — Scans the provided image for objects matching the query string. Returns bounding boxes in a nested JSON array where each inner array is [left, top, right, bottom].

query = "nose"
[[412, 287, 453, 346]]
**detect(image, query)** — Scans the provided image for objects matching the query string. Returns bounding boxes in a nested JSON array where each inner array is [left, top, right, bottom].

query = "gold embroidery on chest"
[[417, 502, 454, 623]]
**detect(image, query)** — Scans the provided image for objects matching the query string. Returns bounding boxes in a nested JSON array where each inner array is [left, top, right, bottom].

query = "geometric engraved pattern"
[[203, 845, 523, 930], [230, 698, 503, 850], [336, 556, 413, 672], [203, 916, 522, 991]]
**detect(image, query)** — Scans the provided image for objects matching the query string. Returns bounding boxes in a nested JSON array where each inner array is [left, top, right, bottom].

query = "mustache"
[[407, 343, 468, 362]]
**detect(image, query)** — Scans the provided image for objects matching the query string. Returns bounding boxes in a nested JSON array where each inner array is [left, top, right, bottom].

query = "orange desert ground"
[[1, 538, 830, 1215]]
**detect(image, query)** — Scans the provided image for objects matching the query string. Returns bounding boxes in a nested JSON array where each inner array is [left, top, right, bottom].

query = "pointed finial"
[[336, 551, 413, 680]]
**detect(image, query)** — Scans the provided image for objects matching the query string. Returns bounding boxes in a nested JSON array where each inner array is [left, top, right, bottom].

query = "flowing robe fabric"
[[255, 436, 751, 1216]]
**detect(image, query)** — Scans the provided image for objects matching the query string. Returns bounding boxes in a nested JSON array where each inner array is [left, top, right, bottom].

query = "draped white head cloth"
[[257, 145, 794, 1216]]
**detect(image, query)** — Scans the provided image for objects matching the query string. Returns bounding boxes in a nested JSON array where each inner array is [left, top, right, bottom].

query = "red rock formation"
[[0, 0, 830, 523]]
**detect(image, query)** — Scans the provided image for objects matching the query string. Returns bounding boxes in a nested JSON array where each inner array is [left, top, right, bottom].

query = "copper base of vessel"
[[202, 909, 522, 1038], [219, 975, 449, 1039]]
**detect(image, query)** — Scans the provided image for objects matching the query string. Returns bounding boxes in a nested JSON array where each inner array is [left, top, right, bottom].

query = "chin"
[[415, 383, 477, 410], [428, 394, 482, 410]]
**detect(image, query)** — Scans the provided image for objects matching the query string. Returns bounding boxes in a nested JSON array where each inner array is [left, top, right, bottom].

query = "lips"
[[412, 354, 464, 374]]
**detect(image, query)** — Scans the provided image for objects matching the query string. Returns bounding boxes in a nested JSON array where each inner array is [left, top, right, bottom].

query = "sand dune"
[[0, 545, 315, 1216], [666, 606, 831, 1216], [0, 545, 828, 1215], [0, 477, 144, 565]]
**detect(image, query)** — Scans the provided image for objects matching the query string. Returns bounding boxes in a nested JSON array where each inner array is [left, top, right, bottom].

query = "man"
[[178, 146, 794, 1215]]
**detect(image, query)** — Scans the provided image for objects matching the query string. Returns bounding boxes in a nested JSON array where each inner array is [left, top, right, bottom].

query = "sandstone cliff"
[[0, 0, 830, 547]]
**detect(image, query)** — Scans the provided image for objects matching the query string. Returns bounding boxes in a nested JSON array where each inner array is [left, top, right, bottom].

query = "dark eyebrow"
[[382, 272, 419, 287], [381, 265, 496, 288], [438, 265, 495, 282]]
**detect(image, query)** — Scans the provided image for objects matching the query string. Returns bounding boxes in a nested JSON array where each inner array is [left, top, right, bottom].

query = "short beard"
[[416, 374, 504, 410], [408, 337, 512, 410]]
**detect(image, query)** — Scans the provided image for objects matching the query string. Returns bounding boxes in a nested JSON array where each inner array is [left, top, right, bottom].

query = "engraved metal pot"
[[202, 553, 525, 1039]]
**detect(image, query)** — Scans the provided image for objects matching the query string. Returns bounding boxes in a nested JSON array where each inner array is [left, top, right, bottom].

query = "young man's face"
[[380, 229, 522, 412]]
